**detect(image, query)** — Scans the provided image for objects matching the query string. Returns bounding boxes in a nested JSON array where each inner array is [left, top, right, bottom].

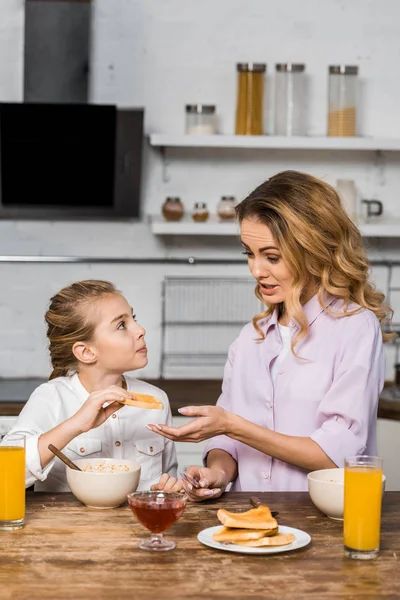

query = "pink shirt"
[[203, 293, 384, 492]]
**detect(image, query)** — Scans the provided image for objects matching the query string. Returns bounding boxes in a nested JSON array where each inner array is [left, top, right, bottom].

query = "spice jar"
[[274, 63, 306, 136], [328, 65, 358, 137], [185, 105, 217, 135], [161, 197, 184, 221], [235, 63, 266, 135], [217, 196, 236, 221], [192, 202, 209, 222]]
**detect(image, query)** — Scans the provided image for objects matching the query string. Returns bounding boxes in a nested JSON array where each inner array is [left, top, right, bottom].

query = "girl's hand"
[[180, 465, 228, 502], [150, 473, 185, 494], [147, 405, 230, 443], [71, 385, 131, 434]]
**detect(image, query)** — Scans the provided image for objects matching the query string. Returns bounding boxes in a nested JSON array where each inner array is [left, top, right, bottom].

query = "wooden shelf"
[[149, 134, 400, 151]]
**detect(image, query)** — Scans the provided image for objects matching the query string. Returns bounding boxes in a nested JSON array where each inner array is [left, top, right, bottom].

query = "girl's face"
[[240, 217, 294, 305], [88, 293, 148, 373]]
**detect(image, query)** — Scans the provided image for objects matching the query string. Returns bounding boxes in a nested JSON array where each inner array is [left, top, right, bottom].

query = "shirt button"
[[80, 447, 85, 453], [149, 447, 153, 453], [112, 414, 117, 419], [262, 472, 269, 479], [115, 441, 121, 447], [278, 369, 284, 375], [267, 401, 273, 409]]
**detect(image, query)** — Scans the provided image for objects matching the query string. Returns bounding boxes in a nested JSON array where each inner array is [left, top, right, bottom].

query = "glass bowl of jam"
[[127, 491, 187, 551]]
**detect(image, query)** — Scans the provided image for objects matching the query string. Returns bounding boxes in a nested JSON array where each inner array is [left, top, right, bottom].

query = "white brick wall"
[[0, 0, 399, 378]]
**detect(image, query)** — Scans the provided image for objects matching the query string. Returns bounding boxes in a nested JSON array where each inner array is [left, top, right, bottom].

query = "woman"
[[148, 170, 394, 500]]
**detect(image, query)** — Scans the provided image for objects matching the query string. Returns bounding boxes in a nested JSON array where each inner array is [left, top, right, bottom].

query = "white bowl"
[[67, 458, 141, 509], [307, 468, 386, 520]]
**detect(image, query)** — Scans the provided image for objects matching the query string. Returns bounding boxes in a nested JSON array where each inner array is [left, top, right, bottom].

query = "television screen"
[[0, 103, 143, 219]]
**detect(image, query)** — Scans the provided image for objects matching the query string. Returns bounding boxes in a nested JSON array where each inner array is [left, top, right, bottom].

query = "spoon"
[[48, 444, 82, 471], [180, 472, 201, 489]]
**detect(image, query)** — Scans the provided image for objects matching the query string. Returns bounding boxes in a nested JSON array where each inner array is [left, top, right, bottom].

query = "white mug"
[[336, 179, 358, 223], [361, 199, 383, 221]]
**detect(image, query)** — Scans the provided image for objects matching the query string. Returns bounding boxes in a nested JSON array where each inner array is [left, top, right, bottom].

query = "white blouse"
[[2, 373, 177, 492]]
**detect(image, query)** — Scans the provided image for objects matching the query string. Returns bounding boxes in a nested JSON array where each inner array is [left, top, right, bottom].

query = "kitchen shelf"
[[151, 215, 400, 237], [150, 215, 239, 235], [149, 134, 400, 151], [359, 221, 400, 237]]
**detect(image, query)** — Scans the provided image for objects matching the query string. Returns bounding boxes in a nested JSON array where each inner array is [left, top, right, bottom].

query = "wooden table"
[[0, 492, 399, 600]]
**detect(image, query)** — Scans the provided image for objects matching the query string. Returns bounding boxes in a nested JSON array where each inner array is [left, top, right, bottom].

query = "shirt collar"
[[291, 291, 336, 329], [262, 290, 336, 332], [70, 372, 90, 402]]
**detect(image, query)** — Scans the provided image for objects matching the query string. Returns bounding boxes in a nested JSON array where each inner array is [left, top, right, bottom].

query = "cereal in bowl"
[[82, 461, 131, 473]]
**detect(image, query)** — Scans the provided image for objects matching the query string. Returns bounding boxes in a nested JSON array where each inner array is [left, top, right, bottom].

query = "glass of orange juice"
[[0, 434, 26, 530], [344, 455, 383, 560]]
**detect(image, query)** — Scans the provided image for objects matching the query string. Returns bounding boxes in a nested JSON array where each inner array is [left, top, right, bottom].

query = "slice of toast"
[[213, 526, 279, 543], [235, 533, 295, 547], [119, 392, 163, 410], [217, 506, 277, 531]]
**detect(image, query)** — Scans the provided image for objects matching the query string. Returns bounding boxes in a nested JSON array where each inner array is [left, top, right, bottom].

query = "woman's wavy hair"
[[45, 280, 118, 380], [235, 170, 395, 350]]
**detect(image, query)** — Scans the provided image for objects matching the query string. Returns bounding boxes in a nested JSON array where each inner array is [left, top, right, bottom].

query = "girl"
[[149, 170, 395, 500], [3, 280, 178, 492]]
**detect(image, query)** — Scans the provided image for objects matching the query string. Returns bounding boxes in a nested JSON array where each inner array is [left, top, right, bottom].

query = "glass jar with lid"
[[185, 105, 217, 135], [328, 65, 358, 137], [161, 197, 184, 221], [192, 202, 209, 222], [274, 63, 306, 136], [235, 63, 266, 135], [217, 196, 236, 221]]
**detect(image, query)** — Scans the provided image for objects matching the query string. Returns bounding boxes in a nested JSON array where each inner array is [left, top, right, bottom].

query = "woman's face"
[[241, 217, 294, 305], [88, 293, 148, 373]]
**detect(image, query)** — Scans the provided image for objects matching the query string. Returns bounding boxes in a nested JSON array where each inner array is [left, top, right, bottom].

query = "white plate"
[[197, 525, 311, 555]]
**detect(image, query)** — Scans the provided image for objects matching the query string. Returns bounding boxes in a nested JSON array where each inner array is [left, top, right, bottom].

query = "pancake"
[[235, 533, 295, 547], [118, 392, 163, 410], [213, 526, 279, 543], [217, 505, 278, 531]]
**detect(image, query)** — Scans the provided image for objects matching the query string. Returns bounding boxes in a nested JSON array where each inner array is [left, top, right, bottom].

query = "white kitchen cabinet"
[[377, 418, 400, 490]]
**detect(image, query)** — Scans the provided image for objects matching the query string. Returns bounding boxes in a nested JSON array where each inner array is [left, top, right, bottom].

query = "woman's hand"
[[150, 473, 185, 494], [179, 465, 228, 502], [146, 405, 231, 443], [70, 385, 131, 434]]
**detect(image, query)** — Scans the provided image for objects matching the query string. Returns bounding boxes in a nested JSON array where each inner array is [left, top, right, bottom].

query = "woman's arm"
[[148, 405, 335, 471], [227, 412, 336, 471], [206, 448, 238, 484], [148, 315, 383, 472]]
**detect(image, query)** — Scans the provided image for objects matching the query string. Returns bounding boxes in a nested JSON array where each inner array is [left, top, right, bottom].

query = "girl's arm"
[[2, 384, 131, 487], [37, 386, 130, 468]]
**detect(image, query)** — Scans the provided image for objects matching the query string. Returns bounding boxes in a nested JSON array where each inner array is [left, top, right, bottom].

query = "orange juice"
[[0, 446, 26, 521], [344, 466, 382, 551]]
